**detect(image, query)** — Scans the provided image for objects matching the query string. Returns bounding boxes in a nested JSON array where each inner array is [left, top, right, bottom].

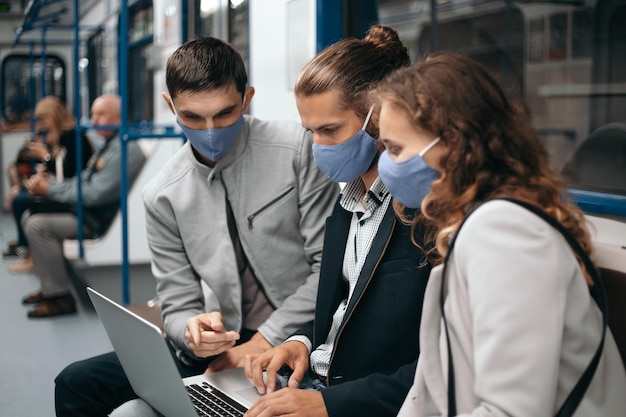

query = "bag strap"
[[442, 197, 608, 417]]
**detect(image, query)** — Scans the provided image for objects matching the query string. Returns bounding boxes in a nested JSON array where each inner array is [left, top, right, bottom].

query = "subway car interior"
[[0, 0, 625, 415]]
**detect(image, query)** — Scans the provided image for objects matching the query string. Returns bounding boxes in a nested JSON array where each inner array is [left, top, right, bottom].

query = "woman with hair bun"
[[243, 25, 432, 417]]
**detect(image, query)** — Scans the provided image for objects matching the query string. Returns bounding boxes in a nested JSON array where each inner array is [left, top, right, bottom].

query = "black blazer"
[[293, 198, 431, 417]]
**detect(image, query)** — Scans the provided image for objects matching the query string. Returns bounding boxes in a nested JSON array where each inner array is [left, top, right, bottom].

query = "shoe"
[[2, 244, 27, 259], [27, 294, 76, 318], [8, 255, 33, 273], [2, 242, 19, 258], [22, 291, 44, 304]]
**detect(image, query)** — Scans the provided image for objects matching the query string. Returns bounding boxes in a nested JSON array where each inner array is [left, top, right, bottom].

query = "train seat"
[[585, 214, 626, 366], [63, 137, 183, 266], [562, 123, 626, 194]]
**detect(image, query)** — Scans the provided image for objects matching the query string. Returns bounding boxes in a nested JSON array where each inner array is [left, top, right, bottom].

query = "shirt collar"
[[340, 176, 389, 214]]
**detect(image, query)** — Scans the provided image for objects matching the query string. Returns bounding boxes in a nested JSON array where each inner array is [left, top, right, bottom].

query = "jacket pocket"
[[376, 257, 424, 276], [247, 186, 295, 229]]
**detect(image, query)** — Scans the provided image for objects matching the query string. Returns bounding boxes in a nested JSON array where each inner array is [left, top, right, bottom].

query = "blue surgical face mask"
[[312, 105, 378, 183], [174, 95, 246, 161], [378, 137, 441, 209], [176, 114, 244, 161]]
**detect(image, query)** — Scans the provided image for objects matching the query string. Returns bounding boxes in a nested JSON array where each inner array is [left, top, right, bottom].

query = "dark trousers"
[[11, 190, 31, 247], [55, 330, 256, 417]]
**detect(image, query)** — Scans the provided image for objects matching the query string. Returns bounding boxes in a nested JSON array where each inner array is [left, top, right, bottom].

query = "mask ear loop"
[[169, 98, 180, 120], [361, 104, 375, 130], [419, 137, 441, 157]]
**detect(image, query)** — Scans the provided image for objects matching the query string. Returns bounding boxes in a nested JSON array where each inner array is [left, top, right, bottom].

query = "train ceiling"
[[13, 0, 96, 47]]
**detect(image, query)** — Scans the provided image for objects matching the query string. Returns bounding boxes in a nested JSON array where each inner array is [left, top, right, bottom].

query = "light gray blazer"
[[398, 200, 626, 417]]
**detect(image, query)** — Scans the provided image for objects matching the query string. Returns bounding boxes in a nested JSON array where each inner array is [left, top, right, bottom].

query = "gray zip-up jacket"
[[46, 135, 145, 206], [142, 116, 339, 358], [46, 135, 146, 233]]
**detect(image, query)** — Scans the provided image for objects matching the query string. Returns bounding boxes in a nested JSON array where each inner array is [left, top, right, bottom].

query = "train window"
[[191, 0, 250, 70], [229, 0, 249, 68], [572, 8, 593, 59], [126, 0, 155, 124], [1, 54, 66, 128], [377, 0, 626, 215], [548, 13, 567, 61], [87, 29, 106, 111], [528, 17, 545, 63]]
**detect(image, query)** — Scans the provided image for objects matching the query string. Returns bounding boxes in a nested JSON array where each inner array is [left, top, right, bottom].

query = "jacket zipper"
[[221, 176, 278, 310], [247, 186, 294, 229], [324, 218, 396, 386]]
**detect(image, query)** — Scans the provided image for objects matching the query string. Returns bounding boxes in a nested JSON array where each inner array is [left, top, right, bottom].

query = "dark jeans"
[[11, 190, 31, 248], [55, 330, 256, 417]]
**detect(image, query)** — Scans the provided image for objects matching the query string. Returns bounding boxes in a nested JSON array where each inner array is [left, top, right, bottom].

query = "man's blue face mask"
[[312, 105, 378, 183], [174, 95, 246, 162], [176, 114, 245, 162]]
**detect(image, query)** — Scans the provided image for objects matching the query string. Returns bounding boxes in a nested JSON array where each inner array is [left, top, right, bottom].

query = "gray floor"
[[0, 210, 158, 416]]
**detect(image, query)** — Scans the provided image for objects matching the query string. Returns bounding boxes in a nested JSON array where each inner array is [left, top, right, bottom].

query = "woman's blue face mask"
[[378, 137, 441, 209], [312, 105, 378, 183]]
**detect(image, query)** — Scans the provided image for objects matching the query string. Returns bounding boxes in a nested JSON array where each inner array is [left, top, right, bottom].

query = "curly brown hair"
[[375, 53, 593, 281]]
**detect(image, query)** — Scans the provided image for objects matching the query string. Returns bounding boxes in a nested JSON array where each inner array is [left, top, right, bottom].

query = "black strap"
[[441, 198, 608, 417]]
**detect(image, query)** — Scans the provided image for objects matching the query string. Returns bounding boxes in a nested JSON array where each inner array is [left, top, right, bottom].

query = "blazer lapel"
[[313, 202, 351, 346]]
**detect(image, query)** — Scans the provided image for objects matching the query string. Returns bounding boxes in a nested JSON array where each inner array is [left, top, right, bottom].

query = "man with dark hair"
[[54, 37, 338, 417]]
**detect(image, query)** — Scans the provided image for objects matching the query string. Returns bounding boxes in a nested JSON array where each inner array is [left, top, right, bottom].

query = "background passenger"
[[243, 25, 431, 417], [55, 37, 338, 417], [374, 52, 626, 416], [20, 94, 145, 318], [4, 96, 94, 273], [1, 82, 30, 130]]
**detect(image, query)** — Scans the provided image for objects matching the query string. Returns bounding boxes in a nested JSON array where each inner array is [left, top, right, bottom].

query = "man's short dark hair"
[[165, 37, 247, 99]]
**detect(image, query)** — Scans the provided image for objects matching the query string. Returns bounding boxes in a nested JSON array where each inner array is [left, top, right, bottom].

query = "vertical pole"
[[73, 0, 84, 260], [40, 26, 47, 97], [430, 0, 438, 52], [181, 0, 188, 44], [28, 42, 36, 135], [315, 0, 342, 52], [119, 0, 130, 305], [502, 0, 512, 90]]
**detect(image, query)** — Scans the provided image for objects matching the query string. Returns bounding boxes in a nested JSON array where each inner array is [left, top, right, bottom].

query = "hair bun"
[[363, 25, 410, 68]]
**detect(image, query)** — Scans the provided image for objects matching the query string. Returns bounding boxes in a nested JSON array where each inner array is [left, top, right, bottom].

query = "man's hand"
[[206, 331, 272, 373], [185, 312, 240, 358], [244, 388, 328, 417], [25, 173, 50, 196], [244, 340, 310, 395]]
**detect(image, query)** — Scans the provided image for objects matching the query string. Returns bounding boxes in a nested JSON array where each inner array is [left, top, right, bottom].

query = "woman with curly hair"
[[373, 53, 626, 416]]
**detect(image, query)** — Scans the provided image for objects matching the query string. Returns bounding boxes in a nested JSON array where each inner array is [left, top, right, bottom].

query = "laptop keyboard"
[[187, 382, 247, 417]]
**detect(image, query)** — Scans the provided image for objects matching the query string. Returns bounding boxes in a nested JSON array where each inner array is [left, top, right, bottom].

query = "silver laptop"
[[87, 287, 262, 417]]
